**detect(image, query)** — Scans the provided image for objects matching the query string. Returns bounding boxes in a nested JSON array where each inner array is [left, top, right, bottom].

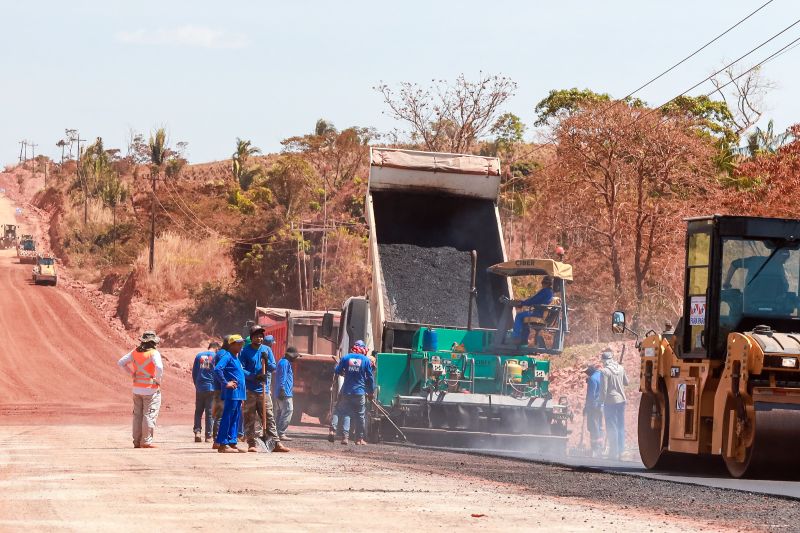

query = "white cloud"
[[115, 25, 247, 49]]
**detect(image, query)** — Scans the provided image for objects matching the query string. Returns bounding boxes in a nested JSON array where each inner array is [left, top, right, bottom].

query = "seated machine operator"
[[509, 276, 554, 346], [723, 249, 792, 315]]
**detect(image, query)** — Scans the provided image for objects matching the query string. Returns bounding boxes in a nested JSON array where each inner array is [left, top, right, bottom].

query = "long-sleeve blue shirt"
[[213, 349, 247, 401], [191, 350, 217, 392], [275, 358, 294, 398], [521, 287, 554, 318], [239, 344, 277, 393], [334, 353, 375, 395], [585, 370, 602, 409]]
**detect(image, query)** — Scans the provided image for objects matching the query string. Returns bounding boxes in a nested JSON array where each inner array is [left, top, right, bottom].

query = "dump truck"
[[0, 224, 17, 249], [253, 307, 340, 424], [613, 215, 800, 478], [17, 235, 37, 263], [324, 148, 573, 452], [32, 255, 58, 285]]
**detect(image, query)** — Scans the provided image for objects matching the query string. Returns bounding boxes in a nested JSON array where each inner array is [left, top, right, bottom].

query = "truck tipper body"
[[365, 147, 511, 353], [254, 307, 340, 424]]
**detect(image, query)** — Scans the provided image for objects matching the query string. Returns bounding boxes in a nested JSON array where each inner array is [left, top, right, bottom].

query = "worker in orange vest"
[[117, 331, 164, 448]]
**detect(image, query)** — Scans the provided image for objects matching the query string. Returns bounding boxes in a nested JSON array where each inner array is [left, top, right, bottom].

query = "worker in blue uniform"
[[213, 335, 247, 453], [191, 341, 220, 443], [333, 340, 375, 445], [239, 327, 289, 452], [584, 364, 604, 456], [509, 276, 554, 345]]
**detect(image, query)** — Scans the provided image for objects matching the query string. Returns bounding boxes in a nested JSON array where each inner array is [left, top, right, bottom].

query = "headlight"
[[781, 357, 797, 368]]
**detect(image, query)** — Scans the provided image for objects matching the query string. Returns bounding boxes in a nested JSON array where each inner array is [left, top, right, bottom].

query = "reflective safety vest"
[[132, 349, 159, 389]]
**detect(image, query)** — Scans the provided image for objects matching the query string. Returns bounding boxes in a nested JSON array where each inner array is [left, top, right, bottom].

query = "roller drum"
[[725, 402, 800, 479]]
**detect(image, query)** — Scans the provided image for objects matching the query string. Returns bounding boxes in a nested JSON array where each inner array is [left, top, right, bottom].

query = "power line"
[[523, 1, 782, 160], [527, 32, 800, 179]]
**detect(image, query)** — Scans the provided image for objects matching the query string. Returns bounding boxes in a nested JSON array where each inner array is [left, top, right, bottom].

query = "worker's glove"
[[254, 374, 268, 383]]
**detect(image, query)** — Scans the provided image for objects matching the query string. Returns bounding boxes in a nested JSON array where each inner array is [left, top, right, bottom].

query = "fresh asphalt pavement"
[[421, 445, 800, 500]]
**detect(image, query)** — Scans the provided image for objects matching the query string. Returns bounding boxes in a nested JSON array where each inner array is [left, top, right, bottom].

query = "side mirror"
[[611, 311, 626, 334], [321, 312, 334, 340]]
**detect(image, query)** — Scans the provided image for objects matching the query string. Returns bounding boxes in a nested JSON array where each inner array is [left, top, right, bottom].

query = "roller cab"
[[615, 215, 800, 478]]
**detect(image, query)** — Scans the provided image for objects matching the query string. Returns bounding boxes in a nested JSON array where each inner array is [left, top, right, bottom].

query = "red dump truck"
[[254, 307, 340, 425]]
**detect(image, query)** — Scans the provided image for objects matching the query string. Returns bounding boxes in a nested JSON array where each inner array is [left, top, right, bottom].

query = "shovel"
[[253, 359, 275, 452], [369, 398, 408, 442]]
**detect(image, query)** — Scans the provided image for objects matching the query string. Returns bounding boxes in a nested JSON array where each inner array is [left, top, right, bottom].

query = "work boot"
[[228, 444, 247, 453], [278, 434, 293, 442], [212, 442, 220, 450], [341, 436, 349, 445], [194, 432, 202, 443], [247, 445, 258, 452], [355, 439, 367, 446], [273, 442, 290, 453], [205, 437, 212, 443], [141, 443, 157, 449], [327, 430, 335, 443], [133, 443, 141, 449], [218, 445, 235, 453]]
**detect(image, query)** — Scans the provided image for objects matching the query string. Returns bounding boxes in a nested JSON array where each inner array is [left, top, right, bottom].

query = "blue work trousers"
[[603, 402, 626, 460], [275, 396, 293, 436], [216, 399, 243, 446], [336, 394, 366, 439], [512, 312, 545, 346], [193, 390, 214, 437]]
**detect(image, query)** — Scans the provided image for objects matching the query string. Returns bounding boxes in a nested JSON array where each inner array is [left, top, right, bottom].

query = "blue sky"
[[3, 0, 799, 165]]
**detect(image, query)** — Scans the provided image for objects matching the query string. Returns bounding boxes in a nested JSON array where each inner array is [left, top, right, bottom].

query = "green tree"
[[266, 155, 319, 219], [534, 88, 645, 126], [98, 172, 128, 258], [147, 128, 169, 273], [491, 113, 526, 153], [232, 138, 263, 190]]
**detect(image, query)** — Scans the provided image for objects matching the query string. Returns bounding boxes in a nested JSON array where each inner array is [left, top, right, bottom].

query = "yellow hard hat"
[[228, 334, 245, 344]]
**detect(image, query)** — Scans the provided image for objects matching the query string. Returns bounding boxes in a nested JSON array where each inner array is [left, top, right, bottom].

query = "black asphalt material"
[[379, 243, 472, 327], [292, 433, 799, 531]]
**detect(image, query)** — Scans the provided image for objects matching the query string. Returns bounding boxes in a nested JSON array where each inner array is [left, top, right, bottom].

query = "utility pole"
[[73, 131, 88, 224], [29, 142, 37, 175], [18, 140, 25, 163]]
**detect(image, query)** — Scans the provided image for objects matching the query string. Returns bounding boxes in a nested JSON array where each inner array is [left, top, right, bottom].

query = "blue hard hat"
[[354, 340, 366, 348], [264, 335, 275, 343]]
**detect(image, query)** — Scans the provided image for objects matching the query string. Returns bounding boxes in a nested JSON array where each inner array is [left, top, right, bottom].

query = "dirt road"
[[0, 192, 194, 422], [0, 424, 739, 533]]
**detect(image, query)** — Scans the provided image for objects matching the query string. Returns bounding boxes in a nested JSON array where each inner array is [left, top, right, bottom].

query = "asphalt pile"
[[378, 243, 472, 326]]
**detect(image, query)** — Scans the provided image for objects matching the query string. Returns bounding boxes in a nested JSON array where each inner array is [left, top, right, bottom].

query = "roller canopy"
[[488, 259, 573, 281]]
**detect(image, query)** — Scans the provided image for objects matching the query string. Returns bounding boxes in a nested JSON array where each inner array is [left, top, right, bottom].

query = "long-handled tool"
[[369, 398, 408, 442], [254, 358, 275, 452]]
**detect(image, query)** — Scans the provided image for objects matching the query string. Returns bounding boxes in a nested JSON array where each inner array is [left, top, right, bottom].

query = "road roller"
[[613, 215, 800, 478]]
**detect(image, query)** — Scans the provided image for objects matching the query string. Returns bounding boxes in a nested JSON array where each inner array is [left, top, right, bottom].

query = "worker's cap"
[[208, 340, 221, 350], [584, 364, 597, 375], [354, 340, 366, 348], [227, 334, 245, 345], [542, 276, 553, 286], [139, 330, 161, 345], [250, 324, 266, 335], [777, 249, 791, 260], [264, 334, 275, 343], [285, 346, 300, 360], [601, 350, 614, 360]]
